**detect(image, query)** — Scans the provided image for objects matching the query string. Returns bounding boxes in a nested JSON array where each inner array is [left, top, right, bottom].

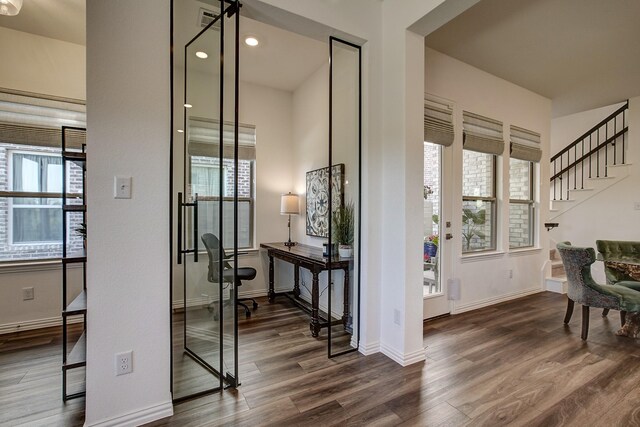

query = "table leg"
[[268, 254, 275, 303], [343, 266, 350, 328], [293, 263, 300, 298], [617, 312, 640, 338], [310, 269, 320, 337]]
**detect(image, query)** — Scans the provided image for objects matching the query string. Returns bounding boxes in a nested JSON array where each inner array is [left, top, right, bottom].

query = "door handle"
[[445, 233, 453, 240], [177, 192, 183, 265], [177, 192, 199, 264]]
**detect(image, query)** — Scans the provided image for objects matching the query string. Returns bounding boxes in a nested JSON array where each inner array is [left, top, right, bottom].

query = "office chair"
[[201, 233, 258, 318]]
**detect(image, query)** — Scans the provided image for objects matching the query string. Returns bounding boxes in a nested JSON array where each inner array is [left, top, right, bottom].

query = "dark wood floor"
[[4, 291, 640, 426]]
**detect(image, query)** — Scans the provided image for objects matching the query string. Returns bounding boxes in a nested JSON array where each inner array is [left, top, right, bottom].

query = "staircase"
[[549, 101, 629, 218], [545, 248, 567, 293], [545, 101, 630, 293]]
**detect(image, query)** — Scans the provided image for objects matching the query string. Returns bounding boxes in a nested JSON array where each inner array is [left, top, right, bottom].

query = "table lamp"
[[280, 192, 299, 247]]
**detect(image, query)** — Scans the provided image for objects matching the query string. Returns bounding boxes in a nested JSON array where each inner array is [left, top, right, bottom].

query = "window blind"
[[187, 117, 256, 160], [0, 90, 86, 149], [510, 125, 542, 162], [424, 97, 454, 147], [462, 111, 504, 155]]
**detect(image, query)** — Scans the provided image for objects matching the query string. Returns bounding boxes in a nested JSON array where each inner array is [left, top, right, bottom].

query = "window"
[[10, 152, 63, 244], [187, 119, 256, 250], [509, 158, 534, 248], [462, 149, 496, 252], [0, 91, 86, 262]]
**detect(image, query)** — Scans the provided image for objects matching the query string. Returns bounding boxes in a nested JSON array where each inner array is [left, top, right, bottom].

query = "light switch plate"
[[114, 176, 132, 199]]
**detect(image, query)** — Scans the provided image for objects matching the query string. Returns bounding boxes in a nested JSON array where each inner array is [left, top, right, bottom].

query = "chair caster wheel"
[[253, 302, 259, 310]]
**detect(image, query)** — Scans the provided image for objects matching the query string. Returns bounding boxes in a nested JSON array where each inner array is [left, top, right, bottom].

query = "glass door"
[[423, 141, 451, 319], [173, 0, 240, 401], [328, 37, 361, 357]]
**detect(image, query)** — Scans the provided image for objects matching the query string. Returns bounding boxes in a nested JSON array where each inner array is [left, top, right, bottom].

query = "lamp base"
[[284, 241, 296, 247]]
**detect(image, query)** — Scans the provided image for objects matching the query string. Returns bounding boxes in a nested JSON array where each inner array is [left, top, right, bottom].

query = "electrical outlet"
[[115, 351, 133, 376], [22, 287, 34, 301]]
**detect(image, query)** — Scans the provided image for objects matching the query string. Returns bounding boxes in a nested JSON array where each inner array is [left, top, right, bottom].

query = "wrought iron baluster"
[[596, 128, 600, 178], [604, 121, 608, 177]]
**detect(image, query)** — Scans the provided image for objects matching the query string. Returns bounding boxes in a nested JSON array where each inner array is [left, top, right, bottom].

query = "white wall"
[[425, 47, 552, 312], [85, 1, 172, 425], [0, 26, 85, 100], [0, 27, 86, 333], [0, 265, 83, 333], [549, 97, 640, 282]]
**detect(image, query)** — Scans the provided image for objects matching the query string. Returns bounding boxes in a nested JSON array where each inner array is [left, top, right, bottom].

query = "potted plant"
[[424, 234, 438, 259], [332, 201, 354, 258], [75, 223, 87, 249]]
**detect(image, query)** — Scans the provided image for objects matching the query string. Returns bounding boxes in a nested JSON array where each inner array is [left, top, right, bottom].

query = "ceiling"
[[0, 0, 327, 93], [0, 0, 85, 45], [175, 0, 328, 92], [425, 0, 640, 117]]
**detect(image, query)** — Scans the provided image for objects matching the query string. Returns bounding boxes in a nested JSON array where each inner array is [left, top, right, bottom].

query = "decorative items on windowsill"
[[333, 201, 354, 258]]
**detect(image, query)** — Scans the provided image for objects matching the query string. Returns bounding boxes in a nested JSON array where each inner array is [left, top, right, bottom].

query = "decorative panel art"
[[306, 164, 344, 237]]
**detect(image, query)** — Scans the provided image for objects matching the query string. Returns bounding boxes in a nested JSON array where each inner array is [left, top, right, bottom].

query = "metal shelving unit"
[[61, 126, 87, 401]]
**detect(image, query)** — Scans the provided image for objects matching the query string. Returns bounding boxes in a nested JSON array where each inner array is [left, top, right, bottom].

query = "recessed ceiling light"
[[195, 51, 208, 59], [177, 129, 184, 133], [244, 36, 259, 47], [184, 104, 192, 108]]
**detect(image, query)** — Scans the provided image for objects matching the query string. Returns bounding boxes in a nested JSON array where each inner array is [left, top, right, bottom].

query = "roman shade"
[[0, 90, 86, 149], [424, 97, 454, 147], [187, 117, 256, 160], [462, 111, 504, 155], [510, 125, 542, 162]]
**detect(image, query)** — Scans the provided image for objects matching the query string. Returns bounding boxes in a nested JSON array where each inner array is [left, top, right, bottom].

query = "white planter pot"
[[339, 245, 353, 258]]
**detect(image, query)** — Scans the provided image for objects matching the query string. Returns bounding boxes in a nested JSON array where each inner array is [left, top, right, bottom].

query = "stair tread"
[[546, 275, 567, 282]]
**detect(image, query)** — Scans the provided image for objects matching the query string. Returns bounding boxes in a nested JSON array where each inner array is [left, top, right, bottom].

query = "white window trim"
[[7, 149, 70, 246], [462, 150, 498, 254], [508, 159, 535, 250]]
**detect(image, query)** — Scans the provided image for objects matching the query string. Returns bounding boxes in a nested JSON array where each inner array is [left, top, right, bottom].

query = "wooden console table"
[[260, 242, 351, 337]]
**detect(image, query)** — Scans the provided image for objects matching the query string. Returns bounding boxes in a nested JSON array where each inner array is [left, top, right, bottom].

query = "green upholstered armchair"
[[556, 242, 640, 340]]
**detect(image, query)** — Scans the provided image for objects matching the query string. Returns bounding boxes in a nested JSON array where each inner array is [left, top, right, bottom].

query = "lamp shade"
[[280, 193, 299, 215], [0, 0, 23, 16]]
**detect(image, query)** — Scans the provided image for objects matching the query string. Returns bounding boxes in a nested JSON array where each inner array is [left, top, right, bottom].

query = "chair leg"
[[581, 305, 590, 340], [238, 301, 251, 318], [621, 311, 627, 327], [564, 298, 575, 324], [602, 308, 610, 317]]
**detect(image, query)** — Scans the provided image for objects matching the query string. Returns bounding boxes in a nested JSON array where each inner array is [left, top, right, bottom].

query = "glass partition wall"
[[328, 38, 361, 357], [172, 0, 240, 401]]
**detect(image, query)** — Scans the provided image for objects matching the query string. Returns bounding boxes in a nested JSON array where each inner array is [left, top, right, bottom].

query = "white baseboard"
[[380, 342, 426, 367], [358, 340, 380, 356], [85, 399, 173, 427], [0, 315, 84, 335], [452, 286, 543, 314]]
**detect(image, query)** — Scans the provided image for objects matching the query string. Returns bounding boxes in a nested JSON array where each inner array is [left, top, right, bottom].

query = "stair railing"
[[551, 101, 628, 201]]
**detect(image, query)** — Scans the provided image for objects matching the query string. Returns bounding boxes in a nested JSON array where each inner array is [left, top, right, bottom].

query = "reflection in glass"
[[328, 38, 360, 356]]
